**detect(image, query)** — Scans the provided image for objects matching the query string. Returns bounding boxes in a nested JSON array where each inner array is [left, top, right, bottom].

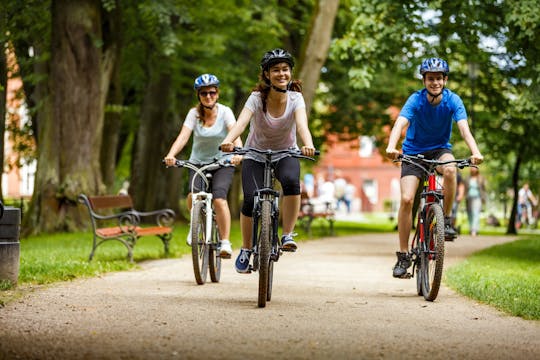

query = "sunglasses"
[[199, 91, 217, 97]]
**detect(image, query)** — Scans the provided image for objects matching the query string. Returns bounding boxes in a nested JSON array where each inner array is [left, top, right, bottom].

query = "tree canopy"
[[3, 0, 539, 234]]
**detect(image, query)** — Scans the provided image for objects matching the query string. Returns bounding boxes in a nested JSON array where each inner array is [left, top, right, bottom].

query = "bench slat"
[[88, 195, 133, 210]]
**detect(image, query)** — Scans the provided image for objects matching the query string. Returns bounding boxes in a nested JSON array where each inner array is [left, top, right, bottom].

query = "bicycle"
[[227, 147, 318, 307], [166, 158, 233, 285], [396, 154, 474, 301]]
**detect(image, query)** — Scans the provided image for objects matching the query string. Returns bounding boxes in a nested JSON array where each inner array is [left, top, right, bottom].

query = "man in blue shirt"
[[386, 57, 484, 278]]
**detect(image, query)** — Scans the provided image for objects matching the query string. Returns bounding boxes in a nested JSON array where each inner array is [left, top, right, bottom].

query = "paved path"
[[0, 233, 538, 359]]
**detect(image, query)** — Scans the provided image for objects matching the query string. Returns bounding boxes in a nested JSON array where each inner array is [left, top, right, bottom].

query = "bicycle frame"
[[398, 154, 473, 301], [228, 147, 317, 307], [167, 158, 231, 285]]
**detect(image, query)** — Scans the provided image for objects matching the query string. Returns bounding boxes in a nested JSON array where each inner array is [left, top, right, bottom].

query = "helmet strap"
[[271, 84, 287, 93], [427, 90, 441, 103], [201, 102, 216, 110]]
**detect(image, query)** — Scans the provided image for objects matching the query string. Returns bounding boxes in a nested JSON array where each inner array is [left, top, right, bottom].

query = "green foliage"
[[446, 237, 540, 320]]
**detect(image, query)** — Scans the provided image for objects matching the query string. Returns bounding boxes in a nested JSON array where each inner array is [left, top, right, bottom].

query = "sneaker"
[[235, 248, 252, 273], [219, 240, 232, 259], [444, 217, 457, 241], [392, 251, 411, 278], [281, 233, 298, 252]]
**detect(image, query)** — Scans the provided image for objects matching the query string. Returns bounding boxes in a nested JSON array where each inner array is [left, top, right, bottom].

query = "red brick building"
[[313, 134, 401, 213]]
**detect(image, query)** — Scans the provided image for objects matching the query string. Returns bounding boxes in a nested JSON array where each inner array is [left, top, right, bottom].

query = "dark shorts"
[[240, 157, 301, 217], [188, 166, 235, 199], [401, 148, 453, 179]]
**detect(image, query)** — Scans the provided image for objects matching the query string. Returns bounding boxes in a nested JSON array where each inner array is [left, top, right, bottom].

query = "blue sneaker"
[[235, 248, 252, 273], [281, 234, 297, 252]]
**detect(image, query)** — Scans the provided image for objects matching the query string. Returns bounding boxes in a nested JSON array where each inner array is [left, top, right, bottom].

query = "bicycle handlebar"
[[163, 158, 233, 190], [225, 146, 319, 162], [395, 154, 476, 174]]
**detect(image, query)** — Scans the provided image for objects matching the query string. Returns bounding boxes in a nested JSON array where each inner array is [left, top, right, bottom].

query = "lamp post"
[[468, 62, 478, 135]]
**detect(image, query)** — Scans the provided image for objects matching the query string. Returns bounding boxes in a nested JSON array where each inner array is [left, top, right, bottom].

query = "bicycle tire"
[[208, 219, 221, 283], [191, 202, 209, 285], [267, 258, 274, 302], [421, 204, 445, 301], [257, 200, 272, 308], [412, 227, 422, 296]]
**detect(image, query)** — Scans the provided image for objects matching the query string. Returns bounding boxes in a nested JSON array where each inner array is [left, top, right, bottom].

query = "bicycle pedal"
[[219, 253, 232, 259], [400, 273, 413, 279], [281, 247, 296, 252]]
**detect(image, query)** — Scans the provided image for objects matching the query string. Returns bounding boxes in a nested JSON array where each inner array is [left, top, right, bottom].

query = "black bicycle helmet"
[[260, 48, 295, 71], [419, 57, 449, 76]]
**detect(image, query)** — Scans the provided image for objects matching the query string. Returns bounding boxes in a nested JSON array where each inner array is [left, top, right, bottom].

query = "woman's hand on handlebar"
[[163, 155, 176, 167], [220, 142, 234, 152], [230, 154, 243, 165], [301, 146, 316, 157]]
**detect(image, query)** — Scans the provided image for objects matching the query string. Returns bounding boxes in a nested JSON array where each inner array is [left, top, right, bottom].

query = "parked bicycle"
[[396, 154, 475, 301], [226, 147, 318, 307], [166, 158, 233, 285]]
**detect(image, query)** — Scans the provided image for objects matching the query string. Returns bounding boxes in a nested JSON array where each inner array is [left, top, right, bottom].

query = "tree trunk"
[[24, 0, 110, 234], [131, 68, 182, 215], [297, 0, 340, 115], [100, 1, 122, 191], [0, 45, 7, 202]]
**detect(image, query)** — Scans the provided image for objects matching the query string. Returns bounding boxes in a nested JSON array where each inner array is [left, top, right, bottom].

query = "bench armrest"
[[131, 209, 176, 227]]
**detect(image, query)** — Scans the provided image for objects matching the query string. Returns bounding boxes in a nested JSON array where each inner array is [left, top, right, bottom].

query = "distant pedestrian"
[[464, 167, 486, 236]]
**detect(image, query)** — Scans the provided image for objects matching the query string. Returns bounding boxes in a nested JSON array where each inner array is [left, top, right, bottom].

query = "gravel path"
[[0, 233, 538, 359]]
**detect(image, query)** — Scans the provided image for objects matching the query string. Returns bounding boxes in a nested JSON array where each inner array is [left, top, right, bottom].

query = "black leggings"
[[241, 157, 300, 217], [188, 166, 235, 199]]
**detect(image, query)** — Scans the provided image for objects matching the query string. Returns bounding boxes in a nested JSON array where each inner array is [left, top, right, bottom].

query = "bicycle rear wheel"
[[257, 200, 272, 308], [209, 219, 221, 283], [191, 202, 209, 285], [421, 204, 445, 301]]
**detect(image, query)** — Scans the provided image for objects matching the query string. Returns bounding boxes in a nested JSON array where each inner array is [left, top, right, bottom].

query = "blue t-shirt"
[[399, 88, 467, 154]]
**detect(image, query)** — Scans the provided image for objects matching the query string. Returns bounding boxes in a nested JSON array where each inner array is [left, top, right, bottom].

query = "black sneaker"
[[444, 217, 457, 241], [392, 251, 411, 278]]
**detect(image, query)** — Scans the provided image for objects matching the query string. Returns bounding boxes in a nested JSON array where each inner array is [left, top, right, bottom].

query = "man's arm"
[[385, 116, 409, 159], [457, 119, 484, 164]]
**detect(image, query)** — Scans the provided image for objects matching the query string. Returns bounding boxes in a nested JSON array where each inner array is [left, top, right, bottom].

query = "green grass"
[[445, 237, 540, 320]]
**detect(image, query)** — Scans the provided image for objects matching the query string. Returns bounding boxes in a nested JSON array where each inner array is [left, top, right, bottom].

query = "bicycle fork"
[[191, 192, 214, 244]]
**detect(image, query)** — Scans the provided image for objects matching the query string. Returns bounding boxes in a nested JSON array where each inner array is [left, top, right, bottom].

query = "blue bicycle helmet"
[[193, 74, 220, 90], [260, 48, 295, 71], [419, 58, 449, 76]]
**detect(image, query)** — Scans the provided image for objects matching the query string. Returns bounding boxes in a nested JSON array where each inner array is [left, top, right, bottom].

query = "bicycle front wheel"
[[257, 200, 272, 308], [421, 204, 445, 301], [191, 202, 209, 285], [209, 219, 221, 283]]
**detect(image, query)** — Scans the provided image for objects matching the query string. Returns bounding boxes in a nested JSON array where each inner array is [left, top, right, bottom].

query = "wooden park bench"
[[78, 194, 175, 262], [297, 192, 335, 236]]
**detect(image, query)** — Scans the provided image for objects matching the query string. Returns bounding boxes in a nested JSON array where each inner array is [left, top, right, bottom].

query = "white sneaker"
[[220, 240, 232, 259]]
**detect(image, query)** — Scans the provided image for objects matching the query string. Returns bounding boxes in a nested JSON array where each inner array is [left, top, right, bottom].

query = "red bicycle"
[[397, 154, 474, 301]]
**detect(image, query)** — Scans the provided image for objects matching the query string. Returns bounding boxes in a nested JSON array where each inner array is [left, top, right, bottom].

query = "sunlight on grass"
[[446, 238, 540, 320]]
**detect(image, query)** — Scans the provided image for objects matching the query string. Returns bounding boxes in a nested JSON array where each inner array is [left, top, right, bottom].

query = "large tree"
[[23, 0, 119, 233]]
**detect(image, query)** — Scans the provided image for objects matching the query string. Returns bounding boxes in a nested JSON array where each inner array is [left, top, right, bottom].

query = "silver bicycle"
[[169, 159, 232, 285]]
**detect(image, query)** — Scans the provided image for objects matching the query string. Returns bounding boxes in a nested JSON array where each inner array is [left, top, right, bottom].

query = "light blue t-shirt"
[[399, 88, 467, 154], [183, 103, 236, 163]]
